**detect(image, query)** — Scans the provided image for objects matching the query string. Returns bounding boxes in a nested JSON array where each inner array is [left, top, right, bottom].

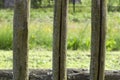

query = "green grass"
[[0, 23, 13, 50], [0, 50, 120, 70], [0, 8, 120, 51]]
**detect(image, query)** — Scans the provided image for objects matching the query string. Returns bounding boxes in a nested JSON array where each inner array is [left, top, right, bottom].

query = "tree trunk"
[[73, 0, 76, 13], [90, 0, 107, 80], [13, 0, 30, 80], [0, 0, 4, 8], [53, 0, 68, 80]]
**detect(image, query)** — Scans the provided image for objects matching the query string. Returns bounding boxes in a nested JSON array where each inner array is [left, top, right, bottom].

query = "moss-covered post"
[[53, 0, 68, 80], [90, 0, 107, 80], [13, 0, 30, 80]]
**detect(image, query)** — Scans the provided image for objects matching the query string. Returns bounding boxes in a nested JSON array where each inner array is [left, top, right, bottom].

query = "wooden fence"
[[0, 0, 110, 80]]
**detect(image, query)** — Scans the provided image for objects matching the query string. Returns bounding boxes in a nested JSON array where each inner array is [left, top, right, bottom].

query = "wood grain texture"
[[90, 0, 107, 80], [13, 0, 30, 80], [53, 0, 68, 80]]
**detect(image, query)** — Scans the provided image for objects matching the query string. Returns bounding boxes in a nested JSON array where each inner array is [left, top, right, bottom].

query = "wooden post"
[[90, 0, 107, 80], [53, 0, 68, 80], [13, 0, 30, 80]]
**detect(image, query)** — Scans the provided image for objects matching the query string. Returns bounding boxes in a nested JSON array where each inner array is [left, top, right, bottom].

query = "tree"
[[47, 0, 54, 6], [31, 0, 42, 8], [73, 0, 76, 12], [90, 0, 107, 80], [13, 0, 30, 80], [0, 0, 4, 8], [69, 0, 82, 12], [53, 0, 68, 80]]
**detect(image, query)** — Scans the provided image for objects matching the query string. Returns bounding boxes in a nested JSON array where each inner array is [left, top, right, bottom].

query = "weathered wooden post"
[[13, 0, 30, 80], [53, 0, 68, 80], [90, 0, 107, 80]]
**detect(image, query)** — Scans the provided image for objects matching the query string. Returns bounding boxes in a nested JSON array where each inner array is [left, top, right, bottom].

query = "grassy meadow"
[[0, 50, 120, 70], [0, 8, 120, 51], [0, 6, 120, 70]]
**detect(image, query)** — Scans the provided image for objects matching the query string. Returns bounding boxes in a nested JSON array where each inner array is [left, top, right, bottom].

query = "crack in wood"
[[58, 0, 63, 79], [97, 0, 105, 80], [97, 0, 102, 79]]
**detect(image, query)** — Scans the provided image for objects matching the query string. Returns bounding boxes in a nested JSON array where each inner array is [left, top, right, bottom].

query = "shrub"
[[0, 23, 13, 50]]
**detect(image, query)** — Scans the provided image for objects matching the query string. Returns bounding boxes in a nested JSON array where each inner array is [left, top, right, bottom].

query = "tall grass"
[[29, 22, 53, 49], [106, 12, 120, 51], [0, 8, 120, 51], [0, 22, 13, 50], [67, 21, 91, 50]]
